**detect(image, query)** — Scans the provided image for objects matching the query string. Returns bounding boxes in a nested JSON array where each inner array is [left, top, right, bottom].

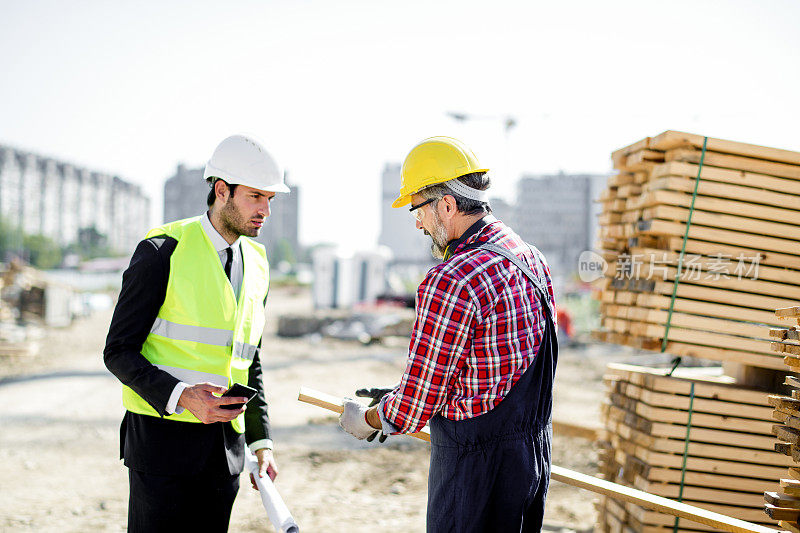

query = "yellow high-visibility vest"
[[121, 216, 269, 433]]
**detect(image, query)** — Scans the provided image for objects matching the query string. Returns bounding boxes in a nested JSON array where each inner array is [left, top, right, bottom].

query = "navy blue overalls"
[[426, 242, 558, 533]]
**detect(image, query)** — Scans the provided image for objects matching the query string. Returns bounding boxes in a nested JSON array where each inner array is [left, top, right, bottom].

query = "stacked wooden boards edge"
[[593, 130, 800, 370], [595, 363, 783, 532], [765, 306, 800, 531]]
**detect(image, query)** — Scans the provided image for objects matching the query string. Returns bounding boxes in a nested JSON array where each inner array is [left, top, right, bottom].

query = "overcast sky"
[[2, 0, 798, 249]]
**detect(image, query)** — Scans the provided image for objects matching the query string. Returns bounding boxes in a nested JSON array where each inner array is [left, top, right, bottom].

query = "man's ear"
[[438, 194, 457, 221], [214, 180, 229, 204]]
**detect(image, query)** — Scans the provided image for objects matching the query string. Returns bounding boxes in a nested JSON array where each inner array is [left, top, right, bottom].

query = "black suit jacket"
[[104, 235, 271, 476]]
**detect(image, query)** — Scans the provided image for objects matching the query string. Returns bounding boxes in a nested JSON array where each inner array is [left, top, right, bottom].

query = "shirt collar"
[[443, 214, 497, 260], [201, 212, 241, 253]]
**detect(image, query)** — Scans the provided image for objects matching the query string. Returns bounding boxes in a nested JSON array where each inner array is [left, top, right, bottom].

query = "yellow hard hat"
[[392, 136, 489, 208]]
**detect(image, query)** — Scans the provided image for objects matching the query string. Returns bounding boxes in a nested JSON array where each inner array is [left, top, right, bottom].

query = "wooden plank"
[[650, 130, 800, 166], [606, 363, 772, 405], [609, 435, 788, 479], [604, 304, 769, 341], [634, 481, 765, 508], [652, 160, 800, 196], [666, 147, 800, 181], [765, 503, 800, 521], [649, 279, 795, 314], [659, 236, 800, 271], [612, 263, 800, 303], [648, 176, 800, 212], [634, 189, 800, 227], [608, 390, 775, 434], [633, 292, 786, 327], [551, 464, 777, 532], [637, 218, 800, 257], [642, 204, 800, 242], [628, 322, 779, 357], [771, 328, 800, 341], [608, 380, 772, 419], [779, 521, 800, 533], [629, 247, 800, 287], [300, 386, 777, 533], [632, 500, 778, 526], [643, 468, 776, 494], [765, 491, 800, 509], [297, 386, 431, 441], [778, 308, 800, 318], [613, 137, 653, 168], [607, 422, 790, 464]]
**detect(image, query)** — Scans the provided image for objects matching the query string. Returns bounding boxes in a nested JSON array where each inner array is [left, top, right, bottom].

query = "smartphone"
[[219, 383, 258, 410]]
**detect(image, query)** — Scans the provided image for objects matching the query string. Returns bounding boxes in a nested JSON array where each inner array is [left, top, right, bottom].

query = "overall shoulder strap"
[[470, 242, 554, 318]]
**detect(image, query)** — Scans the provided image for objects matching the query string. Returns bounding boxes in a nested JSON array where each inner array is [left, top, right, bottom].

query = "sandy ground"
[[0, 286, 622, 532]]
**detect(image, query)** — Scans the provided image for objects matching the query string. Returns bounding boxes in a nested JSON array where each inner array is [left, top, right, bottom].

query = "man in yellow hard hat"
[[104, 134, 287, 532], [339, 137, 558, 532]]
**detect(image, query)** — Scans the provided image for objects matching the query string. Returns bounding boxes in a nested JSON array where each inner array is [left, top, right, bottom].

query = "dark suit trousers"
[[128, 468, 239, 532], [122, 412, 245, 532]]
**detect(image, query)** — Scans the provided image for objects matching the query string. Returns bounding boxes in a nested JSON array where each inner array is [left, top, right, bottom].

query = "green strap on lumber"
[[673, 382, 696, 532], [661, 136, 709, 353]]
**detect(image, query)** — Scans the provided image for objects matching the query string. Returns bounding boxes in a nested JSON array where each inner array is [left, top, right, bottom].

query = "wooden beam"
[[299, 387, 777, 533], [650, 130, 800, 166]]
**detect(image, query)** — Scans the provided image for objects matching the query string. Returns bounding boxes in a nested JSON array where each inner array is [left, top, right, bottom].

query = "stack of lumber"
[[765, 306, 800, 530], [596, 363, 784, 532], [594, 131, 800, 370]]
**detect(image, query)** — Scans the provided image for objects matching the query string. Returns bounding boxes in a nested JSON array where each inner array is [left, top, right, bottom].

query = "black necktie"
[[224, 247, 233, 281]]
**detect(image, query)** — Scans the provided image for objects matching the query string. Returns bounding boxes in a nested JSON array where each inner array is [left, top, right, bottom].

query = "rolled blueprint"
[[245, 449, 300, 533]]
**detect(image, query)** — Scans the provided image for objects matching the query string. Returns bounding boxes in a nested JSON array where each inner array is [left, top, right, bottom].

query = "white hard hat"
[[203, 134, 290, 193]]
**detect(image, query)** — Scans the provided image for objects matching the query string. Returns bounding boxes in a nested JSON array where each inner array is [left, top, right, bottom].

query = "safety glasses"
[[409, 198, 437, 221]]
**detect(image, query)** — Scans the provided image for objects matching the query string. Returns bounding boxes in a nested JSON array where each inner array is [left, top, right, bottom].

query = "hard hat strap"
[[444, 178, 489, 202]]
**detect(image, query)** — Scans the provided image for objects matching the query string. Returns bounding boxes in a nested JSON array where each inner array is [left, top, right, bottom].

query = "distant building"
[[378, 163, 431, 263], [0, 144, 150, 254], [489, 196, 516, 230], [512, 173, 607, 280], [163, 164, 301, 265]]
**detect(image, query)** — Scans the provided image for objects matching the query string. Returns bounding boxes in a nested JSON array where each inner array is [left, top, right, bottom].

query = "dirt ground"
[[0, 286, 622, 532]]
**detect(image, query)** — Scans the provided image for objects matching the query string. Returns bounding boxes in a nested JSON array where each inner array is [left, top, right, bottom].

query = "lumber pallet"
[[599, 364, 787, 532], [650, 130, 800, 166]]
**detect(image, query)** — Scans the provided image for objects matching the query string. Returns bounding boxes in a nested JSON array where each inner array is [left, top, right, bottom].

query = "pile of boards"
[[597, 363, 786, 531], [766, 306, 800, 530], [594, 130, 800, 370]]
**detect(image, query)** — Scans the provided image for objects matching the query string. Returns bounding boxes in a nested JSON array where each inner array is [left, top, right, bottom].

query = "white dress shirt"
[[164, 213, 270, 452]]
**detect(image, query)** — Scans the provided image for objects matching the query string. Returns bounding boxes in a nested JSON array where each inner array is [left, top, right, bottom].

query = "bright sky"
[[2, 0, 799, 249]]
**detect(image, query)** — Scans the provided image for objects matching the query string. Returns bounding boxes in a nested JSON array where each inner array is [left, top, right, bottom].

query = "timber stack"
[[765, 306, 800, 530], [594, 130, 800, 370], [593, 132, 800, 532], [597, 363, 787, 531]]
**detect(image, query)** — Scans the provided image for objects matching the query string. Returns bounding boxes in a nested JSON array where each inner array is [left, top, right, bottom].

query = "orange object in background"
[[556, 307, 574, 338]]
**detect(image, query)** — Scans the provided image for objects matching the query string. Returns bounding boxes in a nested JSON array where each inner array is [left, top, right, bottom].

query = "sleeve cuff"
[[165, 382, 190, 415], [248, 439, 273, 453], [378, 396, 402, 435]]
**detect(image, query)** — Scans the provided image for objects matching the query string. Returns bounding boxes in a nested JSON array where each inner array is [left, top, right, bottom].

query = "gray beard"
[[427, 215, 449, 260]]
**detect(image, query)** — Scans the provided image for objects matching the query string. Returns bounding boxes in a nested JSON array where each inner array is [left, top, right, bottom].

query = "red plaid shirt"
[[380, 218, 555, 434]]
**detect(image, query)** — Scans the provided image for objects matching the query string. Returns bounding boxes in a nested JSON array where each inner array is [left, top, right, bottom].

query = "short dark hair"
[[207, 180, 238, 207], [419, 172, 491, 216]]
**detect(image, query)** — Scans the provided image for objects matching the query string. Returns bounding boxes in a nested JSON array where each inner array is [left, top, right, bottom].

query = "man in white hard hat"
[[339, 137, 557, 532], [104, 134, 289, 532]]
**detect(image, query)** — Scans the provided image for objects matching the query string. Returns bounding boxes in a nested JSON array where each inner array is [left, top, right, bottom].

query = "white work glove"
[[339, 398, 377, 440]]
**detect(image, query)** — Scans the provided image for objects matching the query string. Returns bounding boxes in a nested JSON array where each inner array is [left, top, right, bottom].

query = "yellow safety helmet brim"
[[392, 136, 489, 208]]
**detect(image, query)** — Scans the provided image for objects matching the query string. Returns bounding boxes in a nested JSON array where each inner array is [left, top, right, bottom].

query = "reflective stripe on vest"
[[156, 364, 228, 387], [151, 317, 233, 347]]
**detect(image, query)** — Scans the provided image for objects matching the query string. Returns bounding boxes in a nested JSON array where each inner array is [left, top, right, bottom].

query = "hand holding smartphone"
[[220, 383, 258, 410]]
